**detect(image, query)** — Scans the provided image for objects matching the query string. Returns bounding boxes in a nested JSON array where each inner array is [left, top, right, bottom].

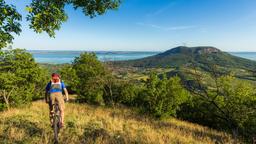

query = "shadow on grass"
[[80, 121, 127, 144], [0, 115, 43, 144], [152, 121, 232, 144]]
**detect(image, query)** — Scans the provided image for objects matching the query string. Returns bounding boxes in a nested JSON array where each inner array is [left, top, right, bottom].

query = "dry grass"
[[0, 100, 235, 144]]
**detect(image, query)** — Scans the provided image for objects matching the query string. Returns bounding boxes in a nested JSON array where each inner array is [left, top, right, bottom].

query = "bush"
[[74, 53, 107, 104], [59, 64, 78, 94], [118, 82, 143, 106], [101, 80, 143, 106], [179, 74, 256, 142], [0, 49, 47, 110], [59, 52, 108, 105], [140, 73, 189, 118]]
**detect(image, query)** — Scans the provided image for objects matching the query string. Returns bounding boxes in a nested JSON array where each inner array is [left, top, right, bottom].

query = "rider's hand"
[[65, 98, 69, 102]]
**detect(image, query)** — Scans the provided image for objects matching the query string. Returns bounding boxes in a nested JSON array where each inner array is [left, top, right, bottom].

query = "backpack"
[[49, 80, 65, 94]]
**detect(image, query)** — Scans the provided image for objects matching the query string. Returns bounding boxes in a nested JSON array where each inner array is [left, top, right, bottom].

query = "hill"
[[113, 46, 256, 70], [0, 100, 234, 144]]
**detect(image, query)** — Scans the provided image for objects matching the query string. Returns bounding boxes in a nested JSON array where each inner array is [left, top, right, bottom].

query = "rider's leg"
[[56, 93, 65, 126], [49, 93, 55, 126], [60, 110, 64, 126]]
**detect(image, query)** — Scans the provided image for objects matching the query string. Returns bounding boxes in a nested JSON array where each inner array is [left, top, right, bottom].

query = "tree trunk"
[[232, 127, 239, 144], [2, 90, 10, 110], [1, 88, 14, 111]]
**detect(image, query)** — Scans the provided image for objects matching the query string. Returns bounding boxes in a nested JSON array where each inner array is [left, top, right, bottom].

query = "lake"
[[28, 50, 256, 64]]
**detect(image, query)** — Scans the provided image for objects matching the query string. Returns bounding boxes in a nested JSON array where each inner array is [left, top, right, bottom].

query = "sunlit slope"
[[0, 101, 234, 144]]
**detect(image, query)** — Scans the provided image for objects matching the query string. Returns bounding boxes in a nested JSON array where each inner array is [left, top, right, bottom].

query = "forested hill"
[[113, 46, 256, 70]]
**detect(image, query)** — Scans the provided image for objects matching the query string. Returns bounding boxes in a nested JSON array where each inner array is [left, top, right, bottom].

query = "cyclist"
[[45, 73, 69, 127]]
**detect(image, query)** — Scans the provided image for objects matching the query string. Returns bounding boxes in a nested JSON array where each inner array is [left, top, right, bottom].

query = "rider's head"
[[51, 73, 60, 82]]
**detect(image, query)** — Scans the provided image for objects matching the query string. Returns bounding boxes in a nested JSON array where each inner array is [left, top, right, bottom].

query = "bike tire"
[[54, 104, 60, 144], [54, 115, 59, 144]]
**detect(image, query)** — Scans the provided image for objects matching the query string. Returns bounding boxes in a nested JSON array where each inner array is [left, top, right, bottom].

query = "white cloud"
[[147, 1, 177, 17], [136, 22, 196, 31]]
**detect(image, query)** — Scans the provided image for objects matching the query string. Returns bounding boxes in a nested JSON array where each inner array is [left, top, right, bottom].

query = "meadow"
[[0, 98, 235, 144]]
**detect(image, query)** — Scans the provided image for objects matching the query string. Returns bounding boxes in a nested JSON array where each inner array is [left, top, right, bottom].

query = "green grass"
[[0, 99, 236, 144]]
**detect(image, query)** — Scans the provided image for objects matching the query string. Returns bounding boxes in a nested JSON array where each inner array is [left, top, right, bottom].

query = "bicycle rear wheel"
[[53, 104, 60, 144]]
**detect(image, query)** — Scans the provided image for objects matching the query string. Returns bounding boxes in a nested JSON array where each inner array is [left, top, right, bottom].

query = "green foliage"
[[71, 0, 121, 18], [73, 53, 106, 104], [216, 76, 256, 138], [60, 58, 143, 106], [141, 73, 189, 118], [26, 0, 68, 37], [118, 82, 142, 106], [0, 49, 47, 110], [60, 52, 107, 104], [179, 73, 256, 142], [59, 64, 78, 93], [0, 0, 22, 48], [101, 79, 144, 106]]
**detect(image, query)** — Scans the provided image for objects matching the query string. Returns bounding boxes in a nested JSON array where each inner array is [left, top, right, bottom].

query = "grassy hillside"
[[0, 100, 235, 144]]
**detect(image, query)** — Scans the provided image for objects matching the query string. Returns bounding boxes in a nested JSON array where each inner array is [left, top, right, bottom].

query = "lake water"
[[29, 51, 159, 64], [229, 52, 256, 61], [28, 50, 256, 64]]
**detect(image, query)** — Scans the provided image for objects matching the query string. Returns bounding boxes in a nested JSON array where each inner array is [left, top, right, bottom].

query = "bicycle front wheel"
[[54, 115, 60, 143]]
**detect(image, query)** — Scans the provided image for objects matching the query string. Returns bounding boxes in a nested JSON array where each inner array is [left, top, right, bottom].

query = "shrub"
[[118, 82, 143, 106], [140, 73, 189, 118], [59, 53, 107, 105], [59, 64, 78, 94], [0, 49, 47, 110], [180, 73, 256, 142]]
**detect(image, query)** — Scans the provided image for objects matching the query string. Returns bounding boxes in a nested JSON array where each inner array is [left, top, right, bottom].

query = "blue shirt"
[[45, 81, 66, 93]]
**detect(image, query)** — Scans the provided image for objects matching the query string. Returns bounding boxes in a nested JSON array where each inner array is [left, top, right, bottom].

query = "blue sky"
[[7, 0, 256, 51]]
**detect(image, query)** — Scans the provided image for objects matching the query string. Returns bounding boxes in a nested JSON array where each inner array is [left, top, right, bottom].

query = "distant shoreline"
[[28, 50, 256, 64], [27, 50, 256, 53]]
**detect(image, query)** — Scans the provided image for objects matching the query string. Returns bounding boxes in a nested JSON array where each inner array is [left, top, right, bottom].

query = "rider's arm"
[[45, 82, 51, 103], [64, 88, 69, 101], [45, 91, 49, 103], [61, 82, 69, 101]]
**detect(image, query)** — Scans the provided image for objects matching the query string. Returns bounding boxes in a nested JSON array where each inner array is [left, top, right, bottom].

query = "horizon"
[[25, 46, 256, 53], [26, 49, 256, 53], [6, 0, 256, 52]]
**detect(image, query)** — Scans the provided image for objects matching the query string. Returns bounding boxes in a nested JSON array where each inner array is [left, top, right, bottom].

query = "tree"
[[117, 82, 142, 106], [0, 49, 47, 110], [0, 0, 22, 48], [0, 0, 121, 49], [217, 76, 256, 140], [61, 52, 107, 104], [141, 73, 189, 119], [185, 64, 256, 142], [59, 64, 78, 93]]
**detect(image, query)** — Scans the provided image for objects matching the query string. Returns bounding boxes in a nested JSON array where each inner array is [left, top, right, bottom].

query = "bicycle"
[[52, 98, 68, 144], [53, 102, 61, 144]]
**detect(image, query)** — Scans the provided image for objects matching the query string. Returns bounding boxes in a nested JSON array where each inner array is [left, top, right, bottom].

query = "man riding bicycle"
[[45, 73, 69, 127]]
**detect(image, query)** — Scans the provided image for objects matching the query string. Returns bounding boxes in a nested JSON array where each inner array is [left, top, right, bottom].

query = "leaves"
[[0, 49, 48, 110], [60, 52, 107, 104], [26, 0, 121, 37], [0, 0, 121, 48], [71, 0, 121, 18], [0, 0, 22, 48], [142, 73, 189, 118], [26, 0, 68, 37]]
